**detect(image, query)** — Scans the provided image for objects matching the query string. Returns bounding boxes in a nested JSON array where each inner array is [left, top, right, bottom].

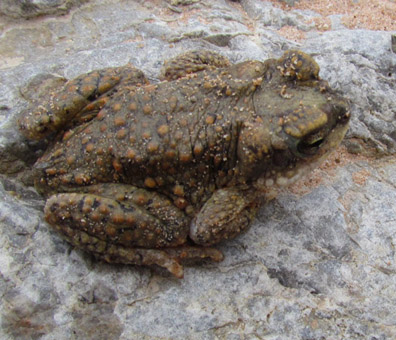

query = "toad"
[[18, 50, 350, 277]]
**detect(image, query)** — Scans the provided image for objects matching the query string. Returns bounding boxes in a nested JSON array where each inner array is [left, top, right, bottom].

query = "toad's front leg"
[[190, 186, 259, 246], [44, 184, 223, 278]]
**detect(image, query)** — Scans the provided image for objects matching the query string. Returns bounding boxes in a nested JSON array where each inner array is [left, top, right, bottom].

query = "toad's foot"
[[100, 245, 223, 278], [62, 236, 222, 278], [160, 50, 230, 81], [18, 65, 147, 140]]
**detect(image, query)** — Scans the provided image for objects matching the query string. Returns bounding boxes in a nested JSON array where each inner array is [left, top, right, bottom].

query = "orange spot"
[[169, 96, 178, 110], [142, 131, 151, 139], [85, 196, 94, 205], [135, 193, 148, 205], [81, 84, 95, 95], [96, 147, 105, 155], [100, 124, 107, 132], [157, 124, 169, 136], [97, 110, 106, 120], [203, 81, 212, 89], [144, 177, 157, 188], [165, 150, 176, 159], [105, 226, 117, 237], [125, 214, 135, 225], [174, 131, 183, 141], [116, 128, 127, 139], [114, 116, 126, 126], [214, 155, 222, 166], [111, 212, 125, 224], [67, 84, 78, 93], [91, 211, 101, 222], [81, 136, 90, 145], [143, 104, 152, 115], [99, 204, 110, 215], [205, 115, 215, 125], [126, 148, 136, 159], [62, 130, 73, 141], [85, 143, 95, 152], [147, 141, 159, 153], [98, 82, 113, 93], [83, 126, 92, 134], [82, 203, 92, 214], [113, 103, 122, 111], [66, 155, 75, 165], [173, 184, 185, 197], [53, 149, 63, 157], [74, 173, 90, 185], [129, 102, 137, 111], [60, 175, 72, 184], [112, 159, 123, 172], [175, 197, 188, 209], [45, 168, 57, 176], [193, 144, 203, 156], [115, 193, 125, 201], [179, 152, 192, 163]]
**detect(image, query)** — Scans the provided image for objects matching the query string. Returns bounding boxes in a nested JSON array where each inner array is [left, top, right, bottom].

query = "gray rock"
[[240, 0, 318, 31], [302, 30, 396, 154], [1, 0, 396, 339], [0, 0, 89, 19], [278, 0, 299, 6]]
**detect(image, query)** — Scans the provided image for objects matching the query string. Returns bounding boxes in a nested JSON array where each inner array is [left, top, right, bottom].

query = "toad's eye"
[[297, 133, 325, 156]]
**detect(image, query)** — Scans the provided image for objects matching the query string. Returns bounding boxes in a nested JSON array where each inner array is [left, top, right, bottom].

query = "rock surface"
[[0, 0, 88, 19], [0, 0, 396, 339]]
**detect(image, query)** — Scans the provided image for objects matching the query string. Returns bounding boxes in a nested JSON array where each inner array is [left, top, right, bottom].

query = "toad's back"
[[35, 64, 261, 207]]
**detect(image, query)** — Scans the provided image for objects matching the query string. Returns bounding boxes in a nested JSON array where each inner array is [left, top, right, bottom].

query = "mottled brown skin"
[[19, 50, 350, 277]]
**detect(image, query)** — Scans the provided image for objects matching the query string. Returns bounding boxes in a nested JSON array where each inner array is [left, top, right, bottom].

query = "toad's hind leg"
[[160, 50, 230, 81], [44, 184, 223, 278], [18, 66, 147, 140]]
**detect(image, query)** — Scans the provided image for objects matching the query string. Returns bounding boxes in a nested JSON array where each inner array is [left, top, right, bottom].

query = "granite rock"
[[1, 0, 396, 339]]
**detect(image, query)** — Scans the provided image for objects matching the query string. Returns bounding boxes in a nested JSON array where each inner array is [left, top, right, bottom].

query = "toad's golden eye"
[[297, 131, 325, 156]]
